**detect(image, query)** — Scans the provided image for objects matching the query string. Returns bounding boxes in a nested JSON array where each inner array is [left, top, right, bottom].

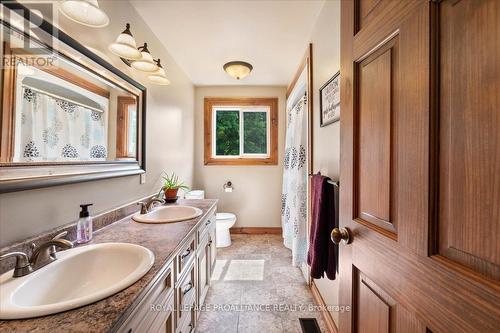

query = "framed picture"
[[319, 71, 340, 127]]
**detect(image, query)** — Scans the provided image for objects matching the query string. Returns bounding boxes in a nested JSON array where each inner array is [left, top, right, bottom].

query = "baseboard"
[[230, 227, 282, 235], [310, 280, 339, 333]]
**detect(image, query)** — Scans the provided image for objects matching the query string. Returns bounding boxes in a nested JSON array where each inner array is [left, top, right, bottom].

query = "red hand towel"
[[307, 174, 338, 280]]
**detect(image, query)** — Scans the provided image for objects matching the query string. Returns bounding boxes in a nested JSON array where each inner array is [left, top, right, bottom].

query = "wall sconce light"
[[109, 23, 141, 60], [109, 24, 170, 84], [59, 0, 109, 28], [148, 59, 170, 85], [130, 43, 159, 73]]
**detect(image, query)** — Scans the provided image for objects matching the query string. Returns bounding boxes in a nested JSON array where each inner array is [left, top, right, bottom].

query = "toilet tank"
[[185, 190, 205, 199]]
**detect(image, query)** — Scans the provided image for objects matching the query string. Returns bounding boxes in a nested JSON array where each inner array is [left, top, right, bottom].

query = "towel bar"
[[308, 173, 339, 188]]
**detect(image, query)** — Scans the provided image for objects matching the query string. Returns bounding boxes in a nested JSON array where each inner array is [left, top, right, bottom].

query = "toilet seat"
[[216, 213, 236, 221]]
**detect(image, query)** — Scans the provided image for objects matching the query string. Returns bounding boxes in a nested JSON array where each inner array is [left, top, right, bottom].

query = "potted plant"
[[159, 172, 189, 202]]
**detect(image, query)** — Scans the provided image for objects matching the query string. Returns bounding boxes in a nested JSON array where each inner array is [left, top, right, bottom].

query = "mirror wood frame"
[[0, 2, 147, 193]]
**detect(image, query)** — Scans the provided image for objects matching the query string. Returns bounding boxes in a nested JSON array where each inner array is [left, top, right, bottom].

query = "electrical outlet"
[[140, 173, 146, 184]]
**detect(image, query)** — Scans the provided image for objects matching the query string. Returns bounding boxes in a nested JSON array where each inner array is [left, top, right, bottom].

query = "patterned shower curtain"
[[14, 87, 107, 162], [281, 94, 308, 279]]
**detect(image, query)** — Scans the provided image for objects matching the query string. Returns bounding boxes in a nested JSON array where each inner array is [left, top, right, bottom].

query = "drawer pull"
[[182, 282, 193, 295], [205, 219, 211, 226], [180, 248, 191, 261], [208, 240, 213, 246]]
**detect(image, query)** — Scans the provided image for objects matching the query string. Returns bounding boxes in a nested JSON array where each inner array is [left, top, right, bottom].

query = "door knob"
[[331, 227, 352, 245]]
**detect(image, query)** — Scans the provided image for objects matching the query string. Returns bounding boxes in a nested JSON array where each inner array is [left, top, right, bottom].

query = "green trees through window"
[[215, 110, 240, 156], [214, 109, 268, 157], [243, 112, 267, 154]]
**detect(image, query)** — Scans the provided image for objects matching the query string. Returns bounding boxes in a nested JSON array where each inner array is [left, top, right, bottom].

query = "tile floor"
[[196, 234, 328, 333]]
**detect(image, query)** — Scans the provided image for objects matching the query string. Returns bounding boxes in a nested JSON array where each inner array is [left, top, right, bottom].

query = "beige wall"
[[193, 86, 286, 229], [0, 1, 195, 247], [309, 0, 342, 326]]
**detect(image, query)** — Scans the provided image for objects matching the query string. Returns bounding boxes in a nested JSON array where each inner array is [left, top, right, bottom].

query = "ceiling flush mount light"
[[223, 61, 253, 80], [148, 59, 171, 85], [109, 23, 141, 60], [60, 0, 109, 28], [131, 43, 159, 73]]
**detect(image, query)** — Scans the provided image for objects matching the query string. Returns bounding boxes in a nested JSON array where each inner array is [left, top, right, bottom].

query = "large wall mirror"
[[0, 3, 146, 193]]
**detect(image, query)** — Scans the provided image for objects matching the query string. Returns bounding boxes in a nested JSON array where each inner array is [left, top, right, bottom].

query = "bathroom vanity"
[[0, 199, 217, 332], [117, 201, 217, 333]]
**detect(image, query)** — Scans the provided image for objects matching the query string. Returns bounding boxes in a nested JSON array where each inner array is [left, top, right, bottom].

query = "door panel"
[[437, 0, 500, 281], [340, 0, 500, 332], [356, 36, 399, 236], [355, 269, 392, 333], [356, 0, 383, 31]]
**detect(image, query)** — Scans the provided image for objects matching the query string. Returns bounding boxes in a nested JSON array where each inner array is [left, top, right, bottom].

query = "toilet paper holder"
[[223, 181, 233, 192]]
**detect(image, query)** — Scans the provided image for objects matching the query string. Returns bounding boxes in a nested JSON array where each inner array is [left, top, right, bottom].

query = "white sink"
[[132, 205, 203, 224], [0, 243, 154, 319]]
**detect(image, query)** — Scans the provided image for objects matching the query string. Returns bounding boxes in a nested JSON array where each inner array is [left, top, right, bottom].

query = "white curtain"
[[281, 94, 308, 278], [14, 87, 107, 162]]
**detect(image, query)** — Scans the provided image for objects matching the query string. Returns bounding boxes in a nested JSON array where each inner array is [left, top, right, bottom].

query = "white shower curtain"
[[14, 87, 107, 162], [281, 94, 308, 279]]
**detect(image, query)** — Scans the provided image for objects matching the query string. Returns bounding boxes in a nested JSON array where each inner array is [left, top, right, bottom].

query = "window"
[[116, 96, 138, 158], [204, 98, 278, 165]]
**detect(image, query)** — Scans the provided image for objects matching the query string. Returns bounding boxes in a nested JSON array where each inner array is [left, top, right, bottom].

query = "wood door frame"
[[287, 44, 314, 281], [290, 44, 340, 333]]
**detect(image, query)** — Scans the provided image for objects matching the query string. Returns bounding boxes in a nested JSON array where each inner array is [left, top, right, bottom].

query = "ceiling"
[[130, 0, 325, 86]]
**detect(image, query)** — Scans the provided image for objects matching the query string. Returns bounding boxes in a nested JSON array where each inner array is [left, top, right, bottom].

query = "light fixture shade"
[[148, 60, 170, 85], [109, 24, 141, 60], [60, 0, 109, 28], [223, 61, 253, 80], [149, 74, 171, 85], [131, 43, 159, 72]]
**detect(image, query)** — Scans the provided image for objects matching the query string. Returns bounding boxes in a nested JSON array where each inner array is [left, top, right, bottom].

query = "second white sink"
[[133, 205, 203, 224]]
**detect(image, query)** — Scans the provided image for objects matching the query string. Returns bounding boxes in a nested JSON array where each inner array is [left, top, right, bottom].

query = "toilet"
[[215, 213, 236, 248], [185, 190, 236, 248]]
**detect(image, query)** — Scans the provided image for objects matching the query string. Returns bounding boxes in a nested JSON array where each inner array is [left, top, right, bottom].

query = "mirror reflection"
[[1, 25, 140, 164]]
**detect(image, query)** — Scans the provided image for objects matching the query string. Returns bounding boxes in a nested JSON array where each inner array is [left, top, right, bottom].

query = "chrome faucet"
[[0, 231, 73, 278], [30, 238, 73, 270], [137, 197, 165, 214]]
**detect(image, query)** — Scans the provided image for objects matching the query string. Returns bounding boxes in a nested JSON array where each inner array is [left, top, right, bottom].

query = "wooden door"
[[339, 0, 500, 332]]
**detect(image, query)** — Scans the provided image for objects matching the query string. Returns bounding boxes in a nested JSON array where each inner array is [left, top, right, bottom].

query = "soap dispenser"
[[77, 204, 93, 244]]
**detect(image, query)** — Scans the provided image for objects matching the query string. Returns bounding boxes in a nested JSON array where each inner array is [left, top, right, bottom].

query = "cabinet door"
[[197, 234, 210, 307], [148, 294, 174, 333], [208, 224, 216, 276]]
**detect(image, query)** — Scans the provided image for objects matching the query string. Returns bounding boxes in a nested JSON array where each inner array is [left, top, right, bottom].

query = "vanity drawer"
[[175, 260, 196, 328], [197, 212, 216, 242], [176, 235, 195, 279]]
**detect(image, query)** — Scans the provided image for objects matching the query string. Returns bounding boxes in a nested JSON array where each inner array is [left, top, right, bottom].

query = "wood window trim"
[[204, 97, 278, 166], [1, 42, 16, 163], [116, 96, 138, 158]]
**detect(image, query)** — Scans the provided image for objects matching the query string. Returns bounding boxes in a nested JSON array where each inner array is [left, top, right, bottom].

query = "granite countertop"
[[0, 199, 217, 333]]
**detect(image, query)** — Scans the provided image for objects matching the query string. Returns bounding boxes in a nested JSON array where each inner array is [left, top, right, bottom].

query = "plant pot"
[[164, 188, 179, 201]]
